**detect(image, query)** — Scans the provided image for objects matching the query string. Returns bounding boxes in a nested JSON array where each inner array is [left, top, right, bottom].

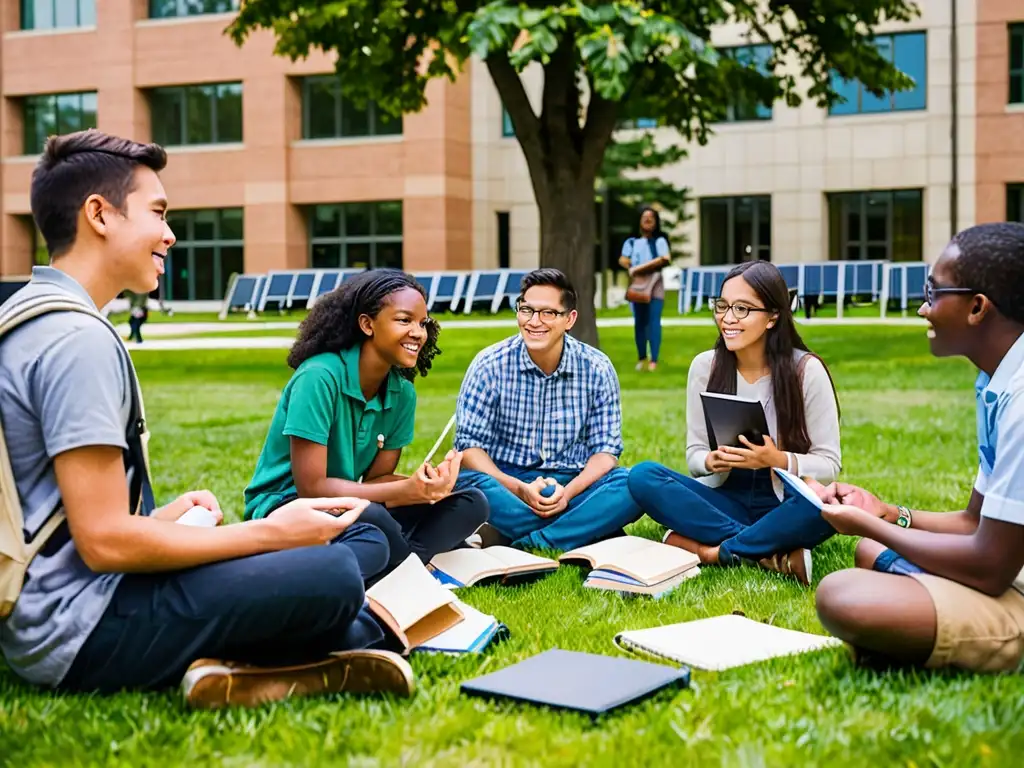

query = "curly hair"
[[950, 222, 1024, 324], [287, 269, 441, 380]]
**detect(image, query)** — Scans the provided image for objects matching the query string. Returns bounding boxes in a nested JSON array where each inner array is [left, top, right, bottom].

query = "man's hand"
[[517, 477, 568, 517], [821, 503, 881, 536], [152, 489, 224, 524], [717, 435, 787, 471], [821, 482, 894, 522], [263, 497, 370, 546]]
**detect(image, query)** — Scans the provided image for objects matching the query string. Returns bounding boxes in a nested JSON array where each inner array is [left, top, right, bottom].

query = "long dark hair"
[[706, 261, 839, 453], [637, 206, 669, 250], [287, 269, 440, 381]]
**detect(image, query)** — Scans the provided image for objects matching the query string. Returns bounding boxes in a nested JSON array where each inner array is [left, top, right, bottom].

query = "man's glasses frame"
[[924, 279, 975, 305], [516, 303, 570, 323]]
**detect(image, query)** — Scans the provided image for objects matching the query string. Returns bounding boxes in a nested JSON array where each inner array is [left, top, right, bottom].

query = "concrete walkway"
[[124, 314, 927, 351], [121, 314, 927, 338]]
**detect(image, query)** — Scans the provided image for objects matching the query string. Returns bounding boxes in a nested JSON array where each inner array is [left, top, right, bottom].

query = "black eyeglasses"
[[924, 279, 975, 305], [709, 299, 773, 320], [516, 304, 569, 323]]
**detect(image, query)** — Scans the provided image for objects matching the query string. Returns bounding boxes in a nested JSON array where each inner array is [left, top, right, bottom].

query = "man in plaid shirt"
[[454, 269, 642, 550]]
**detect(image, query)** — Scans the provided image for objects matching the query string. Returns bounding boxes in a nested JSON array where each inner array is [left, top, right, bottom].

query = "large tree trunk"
[[536, 179, 600, 348], [485, 47, 618, 349]]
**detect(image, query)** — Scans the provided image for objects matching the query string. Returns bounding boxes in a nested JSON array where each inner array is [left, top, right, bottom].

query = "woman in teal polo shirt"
[[244, 270, 489, 575]]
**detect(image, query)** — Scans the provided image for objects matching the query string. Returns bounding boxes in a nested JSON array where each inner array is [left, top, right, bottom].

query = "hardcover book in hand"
[[559, 536, 701, 597], [700, 391, 771, 450]]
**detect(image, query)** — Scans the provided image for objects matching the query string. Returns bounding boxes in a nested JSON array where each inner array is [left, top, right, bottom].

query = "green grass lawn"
[[3, 324, 1021, 767]]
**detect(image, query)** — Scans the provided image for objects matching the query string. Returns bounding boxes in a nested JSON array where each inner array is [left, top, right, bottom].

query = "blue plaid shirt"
[[974, 332, 1024, 527], [454, 334, 624, 471]]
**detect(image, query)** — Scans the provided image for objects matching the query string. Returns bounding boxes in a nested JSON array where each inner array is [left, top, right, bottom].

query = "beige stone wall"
[[470, 58, 542, 270]]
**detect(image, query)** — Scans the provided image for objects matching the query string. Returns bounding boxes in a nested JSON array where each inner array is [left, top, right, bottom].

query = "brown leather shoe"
[[758, 548, 812, 586], [662, 530, 719, 564], [181, 649, 415, 710]]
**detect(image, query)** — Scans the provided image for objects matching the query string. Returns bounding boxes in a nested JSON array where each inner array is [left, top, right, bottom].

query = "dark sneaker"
[[181, 649, 414, 709]]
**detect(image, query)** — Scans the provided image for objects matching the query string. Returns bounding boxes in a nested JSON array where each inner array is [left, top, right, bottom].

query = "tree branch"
[[580, 90, 621, 180], [486, 52, 553, 204]]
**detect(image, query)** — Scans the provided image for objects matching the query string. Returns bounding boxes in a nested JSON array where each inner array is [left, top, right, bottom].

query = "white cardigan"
[[686, 349, 842, 499]]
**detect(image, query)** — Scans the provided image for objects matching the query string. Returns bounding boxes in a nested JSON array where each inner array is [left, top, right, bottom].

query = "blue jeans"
[[455, 463, 642, 550], [874, 549, 927, 576], [627, 462, 835, 564], [632, 298, 664, 362]]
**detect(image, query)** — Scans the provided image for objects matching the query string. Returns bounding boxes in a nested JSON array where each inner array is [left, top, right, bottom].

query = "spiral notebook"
[[614, 614, 842, 671]]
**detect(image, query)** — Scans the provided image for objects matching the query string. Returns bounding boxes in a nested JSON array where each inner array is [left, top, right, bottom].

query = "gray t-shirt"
[[0, 266, 142, 687]]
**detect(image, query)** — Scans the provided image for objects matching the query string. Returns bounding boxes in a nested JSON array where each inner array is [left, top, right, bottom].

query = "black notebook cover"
[[460, 649, 690, 716], [700, 392, 770, 450]]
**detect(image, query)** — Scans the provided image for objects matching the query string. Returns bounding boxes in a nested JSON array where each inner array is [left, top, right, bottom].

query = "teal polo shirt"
[[244, 345, 416, 519]]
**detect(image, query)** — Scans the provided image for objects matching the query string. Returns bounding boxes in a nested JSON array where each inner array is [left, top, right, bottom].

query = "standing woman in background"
[[620, 206, 671, 372]]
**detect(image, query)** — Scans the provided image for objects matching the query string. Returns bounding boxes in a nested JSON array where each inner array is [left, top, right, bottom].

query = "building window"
[[700, 196, 772, 265], [497, 211, 510, 269], [830, 32, 927, 115], [164, 209, 243, 301], [21, 0, 94, 30], [827, 190, 922, 262], [1009, 185, 1024, 223], [22, 92, 97, 155], [301, 75, 401, 140], [309, 202, 403, 270], [721, 44, 773, 122], [1011, 25, 1024, 105], [149, 83, 243, 146], [149, 0, 238, 18]]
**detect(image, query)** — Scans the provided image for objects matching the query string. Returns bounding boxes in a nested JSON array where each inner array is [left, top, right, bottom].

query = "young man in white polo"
[[816, 222, 1024, 672]]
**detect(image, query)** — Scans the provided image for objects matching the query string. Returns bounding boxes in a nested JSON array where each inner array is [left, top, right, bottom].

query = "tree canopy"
[[230, 0, 920, 346]]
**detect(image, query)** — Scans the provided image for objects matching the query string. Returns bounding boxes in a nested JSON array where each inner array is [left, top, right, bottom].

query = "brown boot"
[[758, 548, 812, 586], [181, 649, 415, 710], [662, 530, 720, 564]]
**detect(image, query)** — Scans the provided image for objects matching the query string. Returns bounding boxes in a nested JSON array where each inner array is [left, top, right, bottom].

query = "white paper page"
[[417, 601, 498, 653], [616, 614, 841, 671]]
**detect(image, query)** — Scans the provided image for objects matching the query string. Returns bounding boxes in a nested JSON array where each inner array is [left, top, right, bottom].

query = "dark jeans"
[[627, 462, 835, 564], [128, 315, 145, 343], [59, 522, 390, 693], [632, 298, 664, 363], [359, 488, 490, 574], [874, 549, 927, 576]]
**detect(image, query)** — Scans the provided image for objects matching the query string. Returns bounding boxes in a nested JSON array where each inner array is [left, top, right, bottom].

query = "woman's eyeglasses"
[[924, 279, 975, 305], [709, 299, 773, 320]]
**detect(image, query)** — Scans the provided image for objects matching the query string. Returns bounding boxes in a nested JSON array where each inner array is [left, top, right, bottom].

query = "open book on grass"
[[365, 554, 466, 653], [416, 600, 510, 654], [559, 536, 701, 597], [428, 547, 559, 588], [614, 614, 842, 671]]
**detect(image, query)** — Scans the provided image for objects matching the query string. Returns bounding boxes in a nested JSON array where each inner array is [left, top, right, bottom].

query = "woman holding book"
[[627, 261, 841, 585], [244, 269, 489, 577], [619, 206, 671, 372]]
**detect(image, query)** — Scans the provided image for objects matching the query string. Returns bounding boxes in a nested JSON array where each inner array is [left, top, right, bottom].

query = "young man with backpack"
[[0, 130, 414, 707]]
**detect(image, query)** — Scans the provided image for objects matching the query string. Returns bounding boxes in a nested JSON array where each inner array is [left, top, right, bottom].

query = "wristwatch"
[[895, 505, 913, 528]]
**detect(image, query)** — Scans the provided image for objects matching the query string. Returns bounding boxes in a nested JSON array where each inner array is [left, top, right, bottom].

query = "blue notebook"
[[460, 649, 690, 716]]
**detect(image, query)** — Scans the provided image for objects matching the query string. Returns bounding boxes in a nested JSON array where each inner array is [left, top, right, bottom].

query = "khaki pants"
[[911, 573, 1024, 672]]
